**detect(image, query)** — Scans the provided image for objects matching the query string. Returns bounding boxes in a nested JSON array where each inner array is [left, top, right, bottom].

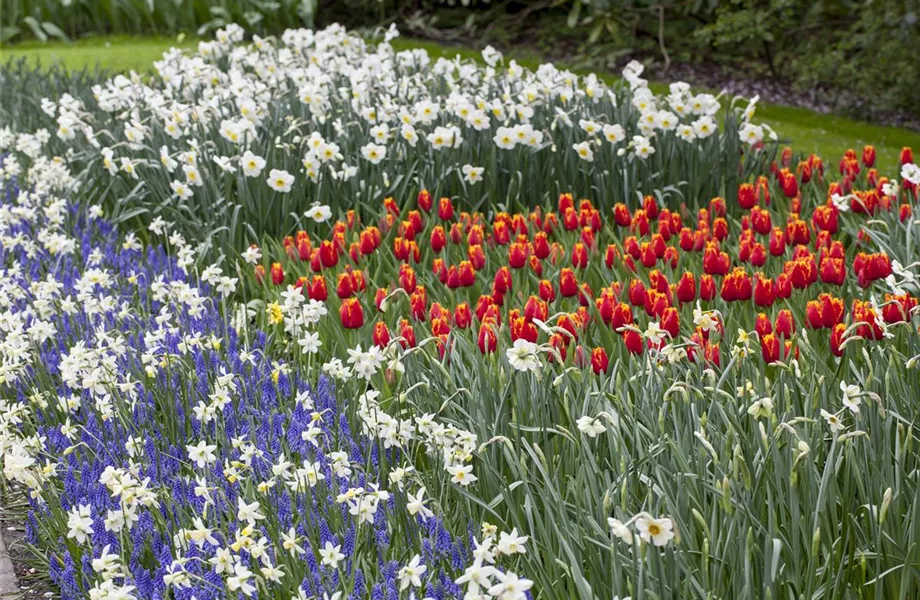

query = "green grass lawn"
[[3, 35, 918, 172], [0, 35, 199, 73]]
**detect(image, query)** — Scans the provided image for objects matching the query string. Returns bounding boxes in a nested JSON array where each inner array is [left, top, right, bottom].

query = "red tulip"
[[679, 228, 695, 252], [399, 265, 417, 293], [471, 296, 492, 323], [383, 196, 400, 217], [643, 195, 660, 219], [409, 289, 427, 321], [270, 262, 284, 286], [852, 300, 884, 340], [786, 218, 810, 246], [775, 272, 792, 299], [562, 207, 579, 231], [775, 309, 795, 338], [613, 203, 631, 227], [478, 320, 498, 353], [549, 333, 568, 362], [430, 226, 446, 253], [769, 227, 786, 256], [557, 313, 583, 341], [713, 218, 728, 241], [398, 319, 416, 348], [760, 333, 780, 363], [611, 302, 634, 331], [677, 272, 696, 304], [623, 329, 644, 355], [779, 168, 798, 198], [534, 232, 551, 259], [438, 197, 454, 220], [493, 266, 512, 295], [753, 273, 775, 307], [558, 193, 575, 214], [830, 323, 846, 357], [755, 313, 773, 338], [560, 269, 579, 298], [661, 307, 679, 340], [721, 268, 752, 302], [524, 296, 549, 323], [340, 298, 364, 329], [750, 243, 766, 267], [493, 221, 511, 246], [372, 321, 391, 347], [700, 274, 717, 301], [418, 189, 432, 212], [883, 294, 917, 323], [532, 279, 554, 303], [319, 240, 338, 268], [820, 294, 845, 327], [511, 317, 539, 343], [751, 207, 771, 235], [580, 226, 596, 249], [297, 236, 313, 261], [812, 205, 838, 234], [853, 252, 892, 286], [454, 303, 472, 329], [644, 289, 669, 318], [630, 210, 650, 236], [571, 243, 589, 269], [591, 347, 610, 374], [628, 279, 646, 307], [738, 183, 758, 209], [703, 244, 730, 276], [819, 257, 846, 286], [336, 273, 354, 298], [374, 287, 387, 311], [806, 300, 824, 329], [640, 243, 657, 268]]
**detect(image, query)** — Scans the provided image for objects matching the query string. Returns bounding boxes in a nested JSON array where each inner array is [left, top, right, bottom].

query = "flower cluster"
[[4, 23, 770, 251], [0, 162, 530, 600], [244, 147, 919, 389]]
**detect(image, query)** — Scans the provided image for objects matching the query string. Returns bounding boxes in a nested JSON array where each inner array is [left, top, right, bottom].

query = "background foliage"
[[3, 0, 918, 121], [0, 0, 318, 41]]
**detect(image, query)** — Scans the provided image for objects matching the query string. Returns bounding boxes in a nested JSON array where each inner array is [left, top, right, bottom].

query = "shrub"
[[0, 0, 318, 42]]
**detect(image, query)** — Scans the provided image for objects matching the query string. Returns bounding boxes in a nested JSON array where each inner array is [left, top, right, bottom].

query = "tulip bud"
[[722, 475, 732, 514], [879, 487, 892, 524]]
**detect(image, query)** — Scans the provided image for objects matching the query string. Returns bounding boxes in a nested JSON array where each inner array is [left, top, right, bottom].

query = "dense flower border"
[[2, 21, 920, 600]]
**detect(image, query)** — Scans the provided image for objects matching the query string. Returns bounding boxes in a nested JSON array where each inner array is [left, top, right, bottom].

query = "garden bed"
[[1, 22, 919, 600]]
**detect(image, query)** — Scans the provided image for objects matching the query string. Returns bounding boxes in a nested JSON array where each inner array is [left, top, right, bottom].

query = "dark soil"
[[1, 489, 56, 599], [392, 10, 920, 132], [658, 61, 920, 131]]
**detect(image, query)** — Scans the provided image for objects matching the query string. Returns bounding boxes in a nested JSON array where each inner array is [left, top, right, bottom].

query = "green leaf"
[[567, 1, 582, 29], [196, 18, 224, 36], [22, 17, 47, 43], [41, 22, 70, 42], [208, 7, 231, 19], [0, 26, 20, 43], [588, 21, 604, 45], [243, 12, 264, 27]]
